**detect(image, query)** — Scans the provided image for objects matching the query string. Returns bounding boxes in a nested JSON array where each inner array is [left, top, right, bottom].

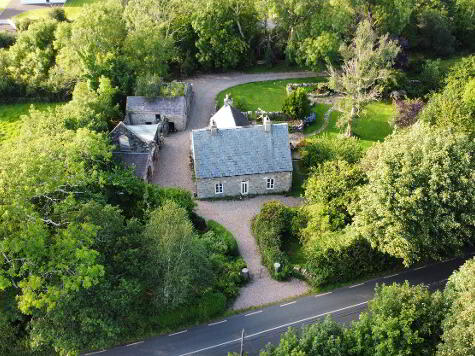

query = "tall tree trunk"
[[346, 106, 356, 137]]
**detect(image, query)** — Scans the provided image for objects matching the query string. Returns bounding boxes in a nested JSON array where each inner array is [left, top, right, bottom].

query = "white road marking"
[[280, 301, 297, 307], [315, 292, 332, 298], [175, 300, 369, 356], [169, 330, 188, 337], [384, 273, 399, 279], [414, 266, 426, 270], [245, 310, 263, 317], [349, 283, 365, 288], [126, 341, 144, 347], [208, 320, 227, 326], [84, 351, 106, 355]]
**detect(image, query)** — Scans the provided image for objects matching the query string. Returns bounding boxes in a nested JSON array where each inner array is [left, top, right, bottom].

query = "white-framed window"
[[241, 181, 249, 195], [215, 183, 223, 194], [266, 178, 275, 190]]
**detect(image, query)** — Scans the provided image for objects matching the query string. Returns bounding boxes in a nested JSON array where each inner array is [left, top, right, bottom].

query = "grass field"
[[14, 0, 99, 20], [216, 77, 325, 112], [324, 101, 393, 150], [303, 103, 331, 135], [0, 102, 61, 143]]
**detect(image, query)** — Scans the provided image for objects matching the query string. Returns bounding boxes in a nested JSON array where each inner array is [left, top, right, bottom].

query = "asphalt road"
[[85, 254, 474, 356]]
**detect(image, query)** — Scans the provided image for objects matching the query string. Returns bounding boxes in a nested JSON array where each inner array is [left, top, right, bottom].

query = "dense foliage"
[[352, 124, 475, 266], [281, 87, 311, 120]]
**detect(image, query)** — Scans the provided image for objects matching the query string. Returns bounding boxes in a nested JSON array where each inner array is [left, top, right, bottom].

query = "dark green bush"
[[251, 201, 296, 280], [0, 31, 16, 49], [48, 8, 67, 22], [203, 220, 239, 256], [300, 134, 363, 169], [304, 230, 401, 287], [282, 87, 311, 120]]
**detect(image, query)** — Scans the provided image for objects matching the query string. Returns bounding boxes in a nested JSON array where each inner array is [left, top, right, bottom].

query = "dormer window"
[[118, 135, 130, 151]]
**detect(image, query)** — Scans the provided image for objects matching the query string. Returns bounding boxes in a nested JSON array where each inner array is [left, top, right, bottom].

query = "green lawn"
[[285, 239, 306, 266], [323, 101, 393, 150], [14, 0, 99, 20], [216, 77, 325, 112], [303, 103, 331, 135], [0, 102, 61, 143]]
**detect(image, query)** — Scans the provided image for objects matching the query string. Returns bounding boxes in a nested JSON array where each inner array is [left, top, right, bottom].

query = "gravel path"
[[152, 71, 317, 309], [196, 196, 309, 310]]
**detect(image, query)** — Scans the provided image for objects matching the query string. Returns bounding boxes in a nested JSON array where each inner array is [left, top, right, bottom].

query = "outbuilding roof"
[[126, 124, 160, 143], [192, 123, 293, 179], [126, 96, 187, 118], [112, 152, 150, 178]]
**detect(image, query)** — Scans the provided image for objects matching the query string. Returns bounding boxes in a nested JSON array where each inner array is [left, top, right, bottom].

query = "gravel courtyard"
[[152, 71, 316, 309]]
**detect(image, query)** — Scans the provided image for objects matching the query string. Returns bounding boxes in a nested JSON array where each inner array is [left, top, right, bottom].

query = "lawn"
[[14, 0, 99, 20], [216, 77, 325, 112], [303, 103, 331, 135], [0, 102, 61, 143], [323, 101, 393, 150]]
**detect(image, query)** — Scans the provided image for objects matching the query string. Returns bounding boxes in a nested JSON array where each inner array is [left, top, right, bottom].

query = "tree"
[[348, 282, 446, 356], [351, 124, 475, 266], [143, 201, 213, 309], [329, 20, 400, 136], [437, 258, 475, 356], [282, 87, 311, 120], [304, 160, 367, 231], [192, 0, 259, 70], [260, 317, 348, 356]]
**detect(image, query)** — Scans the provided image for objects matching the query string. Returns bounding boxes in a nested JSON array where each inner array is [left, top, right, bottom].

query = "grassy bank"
[[14, 0, 99, 20]]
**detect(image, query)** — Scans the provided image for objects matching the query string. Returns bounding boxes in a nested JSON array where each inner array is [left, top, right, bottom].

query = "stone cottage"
[[125, 82, 192, 132], [110, 121, 166, 182], [191, 117, 293, 198]]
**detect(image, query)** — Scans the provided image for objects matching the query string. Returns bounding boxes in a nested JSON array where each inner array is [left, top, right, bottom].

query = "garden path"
[[152, 71, 317, 309]]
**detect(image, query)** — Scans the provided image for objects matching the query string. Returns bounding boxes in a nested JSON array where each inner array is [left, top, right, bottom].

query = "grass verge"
[[14, 0, 99, 20]]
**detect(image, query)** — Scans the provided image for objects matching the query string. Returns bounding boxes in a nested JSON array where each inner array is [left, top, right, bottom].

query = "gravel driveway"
[[152, 71, 316, 309]]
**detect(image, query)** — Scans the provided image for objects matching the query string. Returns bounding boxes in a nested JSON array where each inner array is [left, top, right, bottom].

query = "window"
[[241, 181, 249, 195], [266, 178, 275, 189], [215, 183, 223, 194]]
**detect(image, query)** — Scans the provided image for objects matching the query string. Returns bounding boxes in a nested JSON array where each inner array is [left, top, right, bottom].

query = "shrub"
[[300, 134, 364, 169], [0, 31, 16, 49], [205, 220, 239, 256], [282, 87, 311, 120], [251, 201, 296, 279], [391, 98, 424, 128], [48, 8, 67, 22], [304, 229, 401, 287]]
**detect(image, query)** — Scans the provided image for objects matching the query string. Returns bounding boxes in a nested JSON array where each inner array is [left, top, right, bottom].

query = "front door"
[[241, 181, 248, 195]]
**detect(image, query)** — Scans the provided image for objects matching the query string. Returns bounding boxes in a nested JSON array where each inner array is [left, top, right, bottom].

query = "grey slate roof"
[[192, 124, 293, 179], [211, 105, 250, 128], [112, 152, 149, 178], [126, 96, 186, 117]]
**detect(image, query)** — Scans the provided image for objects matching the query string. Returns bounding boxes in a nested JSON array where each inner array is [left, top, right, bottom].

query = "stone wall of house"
[[127, 112, 160, 125], [196, 171, 292, 199]]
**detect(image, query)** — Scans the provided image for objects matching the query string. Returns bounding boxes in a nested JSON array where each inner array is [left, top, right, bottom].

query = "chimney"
[[210, 119, 218, 135], [263, 115, 271, 132], [224, 94, 233, 107]]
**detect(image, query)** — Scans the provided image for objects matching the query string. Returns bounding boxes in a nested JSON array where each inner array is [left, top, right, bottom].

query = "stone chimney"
[[210, 119, 218, 135], [263, 115, 271, 132], [224, 94, 233, 107]]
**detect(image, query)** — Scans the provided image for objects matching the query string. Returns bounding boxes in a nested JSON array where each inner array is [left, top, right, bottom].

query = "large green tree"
[[437, 258, 475, 356], [351, 124, 475, 266]]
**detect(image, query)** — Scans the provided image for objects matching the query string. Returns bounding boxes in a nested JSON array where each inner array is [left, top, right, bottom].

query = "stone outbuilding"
[[211, 95, 250, 128], [110, 121, 166, 182], [125, 82, 192, 132], [191, 118, 293, 199]]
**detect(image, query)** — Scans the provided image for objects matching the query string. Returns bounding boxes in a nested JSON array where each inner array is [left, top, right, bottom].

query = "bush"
[[304, 229, 401, 287], [48, 8, 67, 22], [0, 31, 16, 49], [282, 87, 311, 120], [251, 201, 296, 279], [300, 134, 364, 169], [391, 98, 424, 128], [205, 220, 239, 256]]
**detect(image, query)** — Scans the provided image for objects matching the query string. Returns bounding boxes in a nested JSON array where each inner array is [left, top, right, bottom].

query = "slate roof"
[[126, 124, 159, 143], [112, 152, 150, 178], [211, 105, 250, 128], [192, 124, 293, 179], [126, 96, 186, 117]]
